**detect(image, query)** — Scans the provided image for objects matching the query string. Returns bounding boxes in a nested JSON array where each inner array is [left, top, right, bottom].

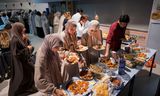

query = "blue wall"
[[74, 0, 153, 26]]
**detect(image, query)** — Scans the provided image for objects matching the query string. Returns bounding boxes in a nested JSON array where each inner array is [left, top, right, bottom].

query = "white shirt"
[[35, 15, 42, 27], [71, 13, 81, 23], [76, 22, 85, 37], [58, 15, 65, 33], [53, 16, 60, 26]]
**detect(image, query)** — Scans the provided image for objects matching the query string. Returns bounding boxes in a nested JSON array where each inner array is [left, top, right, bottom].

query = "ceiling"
[[0, 0, 76, 3]]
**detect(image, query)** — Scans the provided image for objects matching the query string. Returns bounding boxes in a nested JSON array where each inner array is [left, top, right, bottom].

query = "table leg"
[[128, 75, 136, 96], [149, 52, 156, 76]]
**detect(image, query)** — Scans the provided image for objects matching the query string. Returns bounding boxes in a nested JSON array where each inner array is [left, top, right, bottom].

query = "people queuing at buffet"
[[0, 9, 134, 96], [104, 14, 130, 60]]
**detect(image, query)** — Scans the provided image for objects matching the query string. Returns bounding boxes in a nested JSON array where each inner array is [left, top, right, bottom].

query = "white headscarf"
[[88, 20, 99, 28]]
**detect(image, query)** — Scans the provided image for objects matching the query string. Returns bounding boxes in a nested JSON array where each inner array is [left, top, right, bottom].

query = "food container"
[[125, 45, 130, 53]]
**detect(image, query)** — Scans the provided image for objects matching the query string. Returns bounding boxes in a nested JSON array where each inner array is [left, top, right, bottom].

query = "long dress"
[[35, 15, 45, 38], [41, 15, 50, 35], [53, 16, 60, 33], [58, 15, 65, 33], [9, 35, 36, 96]]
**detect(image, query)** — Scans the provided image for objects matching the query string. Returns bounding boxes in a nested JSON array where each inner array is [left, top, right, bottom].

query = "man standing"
[[104, 14, 130, 58]]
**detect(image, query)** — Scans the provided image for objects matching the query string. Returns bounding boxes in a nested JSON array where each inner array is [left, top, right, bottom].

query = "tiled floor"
[[0, 33, 160, 96]]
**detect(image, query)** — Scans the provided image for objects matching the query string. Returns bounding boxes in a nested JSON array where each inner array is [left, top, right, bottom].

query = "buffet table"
[[61, 47, 157, 96]]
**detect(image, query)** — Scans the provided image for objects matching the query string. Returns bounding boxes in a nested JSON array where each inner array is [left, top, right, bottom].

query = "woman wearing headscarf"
[[9, 22, 36, 96], [81, 20, 102, 65], [61, 19, 78, 52], [34, 34, 65, 96]]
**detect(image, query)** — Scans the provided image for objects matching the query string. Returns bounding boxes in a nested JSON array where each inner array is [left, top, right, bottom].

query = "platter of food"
[[99, 57, 118, 70], [75, 45, 88, 52], [92, 82, 109, 96], [124, 54, 135, 60], [67, 79, 90, 96], [89, 64, 103, 74], [93, 44, 105, 51], [64, 52, 79, 64], [132, 47, 141, 53], [79, 70, 94, 81], [106, 60, 118, 70], [135, 52, 147, 62]]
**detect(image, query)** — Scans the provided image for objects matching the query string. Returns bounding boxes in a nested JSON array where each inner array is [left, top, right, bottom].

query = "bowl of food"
[[109, 76, 123, 90], [65, 53, 79, 64], [79, 70, 94, 81]]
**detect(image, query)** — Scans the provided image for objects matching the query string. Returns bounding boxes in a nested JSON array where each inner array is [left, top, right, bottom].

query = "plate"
[[93, 45, 105, 51], [75, 45, 88, 52]]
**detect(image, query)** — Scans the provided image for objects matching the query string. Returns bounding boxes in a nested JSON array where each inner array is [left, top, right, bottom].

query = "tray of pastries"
[[92, 82, 109, 96], [67, 79, 90, 95]]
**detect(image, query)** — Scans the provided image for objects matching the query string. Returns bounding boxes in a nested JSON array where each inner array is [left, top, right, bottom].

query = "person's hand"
[[77, 40, 81, 46], [27, 45, 33, 52], [27, 45, 32, 50], [104, 52, 109, 58], [70, 42, 74, 46], [53, 89, 65, 96]]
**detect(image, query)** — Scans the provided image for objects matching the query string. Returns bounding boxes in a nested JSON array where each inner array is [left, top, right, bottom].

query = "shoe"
[[0, 75, 5, 83]]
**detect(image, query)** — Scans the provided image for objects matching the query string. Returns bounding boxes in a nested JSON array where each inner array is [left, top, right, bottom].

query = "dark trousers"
[[36, 27, 45, 38]]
